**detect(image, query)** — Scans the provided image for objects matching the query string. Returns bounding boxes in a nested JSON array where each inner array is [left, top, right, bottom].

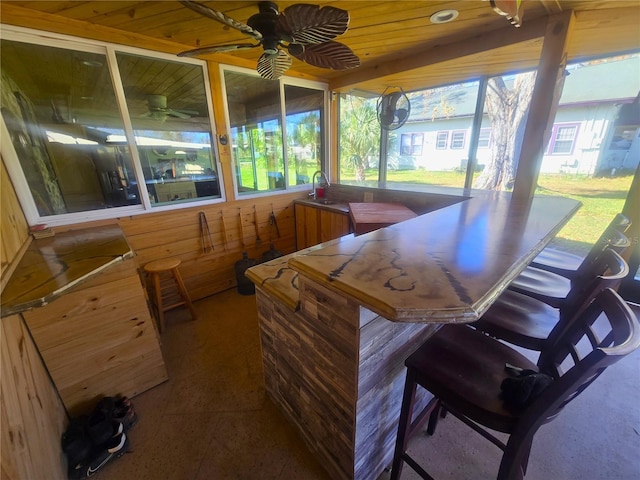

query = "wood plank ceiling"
[[1, 1, 639, 97]]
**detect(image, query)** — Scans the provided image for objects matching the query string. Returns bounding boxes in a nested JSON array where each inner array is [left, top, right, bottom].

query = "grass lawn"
[[536, 173, 633, 254], [342, 169, 634, 255]]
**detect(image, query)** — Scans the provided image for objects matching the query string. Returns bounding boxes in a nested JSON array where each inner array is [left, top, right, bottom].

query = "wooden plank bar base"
[[256, 282, 435, 480]]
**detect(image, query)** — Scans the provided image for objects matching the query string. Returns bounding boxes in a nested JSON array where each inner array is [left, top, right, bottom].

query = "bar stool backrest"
[[573, 213, 631, 285], [519, 289, 639, 438], [505, 289, 640, 446], [561, 248, 629, 322]]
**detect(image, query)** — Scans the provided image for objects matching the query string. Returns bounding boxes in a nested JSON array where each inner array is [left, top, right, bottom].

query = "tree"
[[339, 95, 380, 182], [474, 72, 536, 190], [289, 112, 320, 178]]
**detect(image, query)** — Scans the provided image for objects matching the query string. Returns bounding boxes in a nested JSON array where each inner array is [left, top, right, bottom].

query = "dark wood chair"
[[472, 248, 628, 351], [530, 212, 630, 279], [390, 288, 640, 480], [508, 229, 630, 308]]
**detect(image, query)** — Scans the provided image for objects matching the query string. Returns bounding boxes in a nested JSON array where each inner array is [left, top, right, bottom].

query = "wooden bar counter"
[[246, 189, 580, 480]]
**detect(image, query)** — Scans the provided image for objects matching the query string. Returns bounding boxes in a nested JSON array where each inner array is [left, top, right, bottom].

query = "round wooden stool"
[[144, 258, 196, 333]]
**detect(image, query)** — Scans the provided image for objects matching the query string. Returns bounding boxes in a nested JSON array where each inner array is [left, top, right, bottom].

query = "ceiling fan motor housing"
[[248, 3, 281, 55]]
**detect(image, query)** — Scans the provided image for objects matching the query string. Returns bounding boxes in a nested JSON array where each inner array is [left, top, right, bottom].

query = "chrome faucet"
[[311, 170, 330, 199]]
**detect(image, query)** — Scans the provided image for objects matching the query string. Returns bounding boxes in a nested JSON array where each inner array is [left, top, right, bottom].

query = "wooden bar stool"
[[144, 258, 196, 332]]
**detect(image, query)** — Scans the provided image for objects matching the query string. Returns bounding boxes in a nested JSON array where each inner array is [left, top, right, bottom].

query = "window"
[[0, 28, 220, 225], [223, 68, 326, 194], [436, 131, 449, 150], [451, 131, 466, 149], [478, 128, 492, 148], [285, 85, 324, 186], [115, 52, 220, 205], [338, 80, 481, 188], [547, 123, 579, 154], [338, 92, 381, 185], [400, 133, 424, 155]]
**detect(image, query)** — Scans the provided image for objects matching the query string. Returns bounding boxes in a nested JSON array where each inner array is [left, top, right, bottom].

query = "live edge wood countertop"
[[1, 224, 133, 317], [249, 189, 581, 323]]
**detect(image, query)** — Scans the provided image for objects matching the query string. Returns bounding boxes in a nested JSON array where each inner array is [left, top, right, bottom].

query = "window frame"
[[435, 131, 449, 150], [547, 122, 580, 155], [0, 25, 225, 227], [478, 128, 492, 148], [400, 133, 424, 156], [219, 64, 329, 200], [450, 130, 467, 150]]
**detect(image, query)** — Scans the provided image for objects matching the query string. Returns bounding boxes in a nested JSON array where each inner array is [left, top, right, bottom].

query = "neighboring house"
[[389, 56, 640, 175]]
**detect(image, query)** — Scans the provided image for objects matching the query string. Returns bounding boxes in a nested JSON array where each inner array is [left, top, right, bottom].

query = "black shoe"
[[68, 430, 127, 479], [62, 417, 92, 467], [95, 396, 138, 431]]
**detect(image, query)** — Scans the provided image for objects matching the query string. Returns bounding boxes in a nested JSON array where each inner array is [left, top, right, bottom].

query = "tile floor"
[[98, 290, 640, 480]]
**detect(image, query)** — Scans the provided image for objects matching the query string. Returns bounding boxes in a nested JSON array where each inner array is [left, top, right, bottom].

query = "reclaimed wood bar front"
[[246, 189, 581, 480]]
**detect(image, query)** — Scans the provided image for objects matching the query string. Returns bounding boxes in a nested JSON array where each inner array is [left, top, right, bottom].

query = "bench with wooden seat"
[[143, 258, 196, 332]]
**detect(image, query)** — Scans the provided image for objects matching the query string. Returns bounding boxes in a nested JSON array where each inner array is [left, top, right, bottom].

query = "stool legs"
[[151, 272, 165, 333], [146, 265, 196, 333], [390, 371, 440, 480], [171, 266, 197, 321]]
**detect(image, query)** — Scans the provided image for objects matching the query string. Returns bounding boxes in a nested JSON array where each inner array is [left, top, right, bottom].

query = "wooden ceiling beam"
[[328, 15, 550, 92]]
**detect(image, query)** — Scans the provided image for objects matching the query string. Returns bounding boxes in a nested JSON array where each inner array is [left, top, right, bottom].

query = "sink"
[[313, 199, 335, 205]]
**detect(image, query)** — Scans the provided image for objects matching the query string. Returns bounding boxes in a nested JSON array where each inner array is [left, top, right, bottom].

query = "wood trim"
[[207, 63, 237, 202], [513, 10, 576, 200], [328, 15, 548, 91]]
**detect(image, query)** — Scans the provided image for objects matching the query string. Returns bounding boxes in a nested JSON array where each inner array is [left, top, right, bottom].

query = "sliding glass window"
[[223, 68, 326, 196], [0, 27, 220, 226]]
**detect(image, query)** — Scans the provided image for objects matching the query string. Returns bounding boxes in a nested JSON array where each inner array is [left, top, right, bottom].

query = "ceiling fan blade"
[[178, 43, 259, 57], [277, 4, 350, 45], [289, 41, 360, 70], [257, 50, 292, 80], [179, 0, 263, 42], [395, 108, 409, 123], [166, 109, 191, 119]]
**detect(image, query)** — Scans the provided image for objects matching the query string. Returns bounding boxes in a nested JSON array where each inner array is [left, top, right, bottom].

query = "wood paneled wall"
[[1, 314, 67, 480], [119, 192, 302, 301]]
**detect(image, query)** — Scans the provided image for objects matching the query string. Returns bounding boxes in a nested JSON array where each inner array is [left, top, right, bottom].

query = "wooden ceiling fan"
[[177, 0, 361, 80]]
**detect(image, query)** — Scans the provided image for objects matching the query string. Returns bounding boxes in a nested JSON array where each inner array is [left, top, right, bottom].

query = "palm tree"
[[339, 94, 380, 182]]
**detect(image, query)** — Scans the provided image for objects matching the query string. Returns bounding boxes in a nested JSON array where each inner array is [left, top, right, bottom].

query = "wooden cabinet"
[[295, 203, 352, 249], [22, 259, 168, 417]]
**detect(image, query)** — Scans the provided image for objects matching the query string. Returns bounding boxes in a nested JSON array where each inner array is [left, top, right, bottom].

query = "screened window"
[[400, 133, 424, 155], [436, 131, 449, 150], [223, 68, 325, 194], [0, 30, 220, 225], [285, 85, 324, 186], [548, 123, 579, 154], [338, 92, 381, 185], [451, 131, 466, 149], [115, 52, 219, 205]]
